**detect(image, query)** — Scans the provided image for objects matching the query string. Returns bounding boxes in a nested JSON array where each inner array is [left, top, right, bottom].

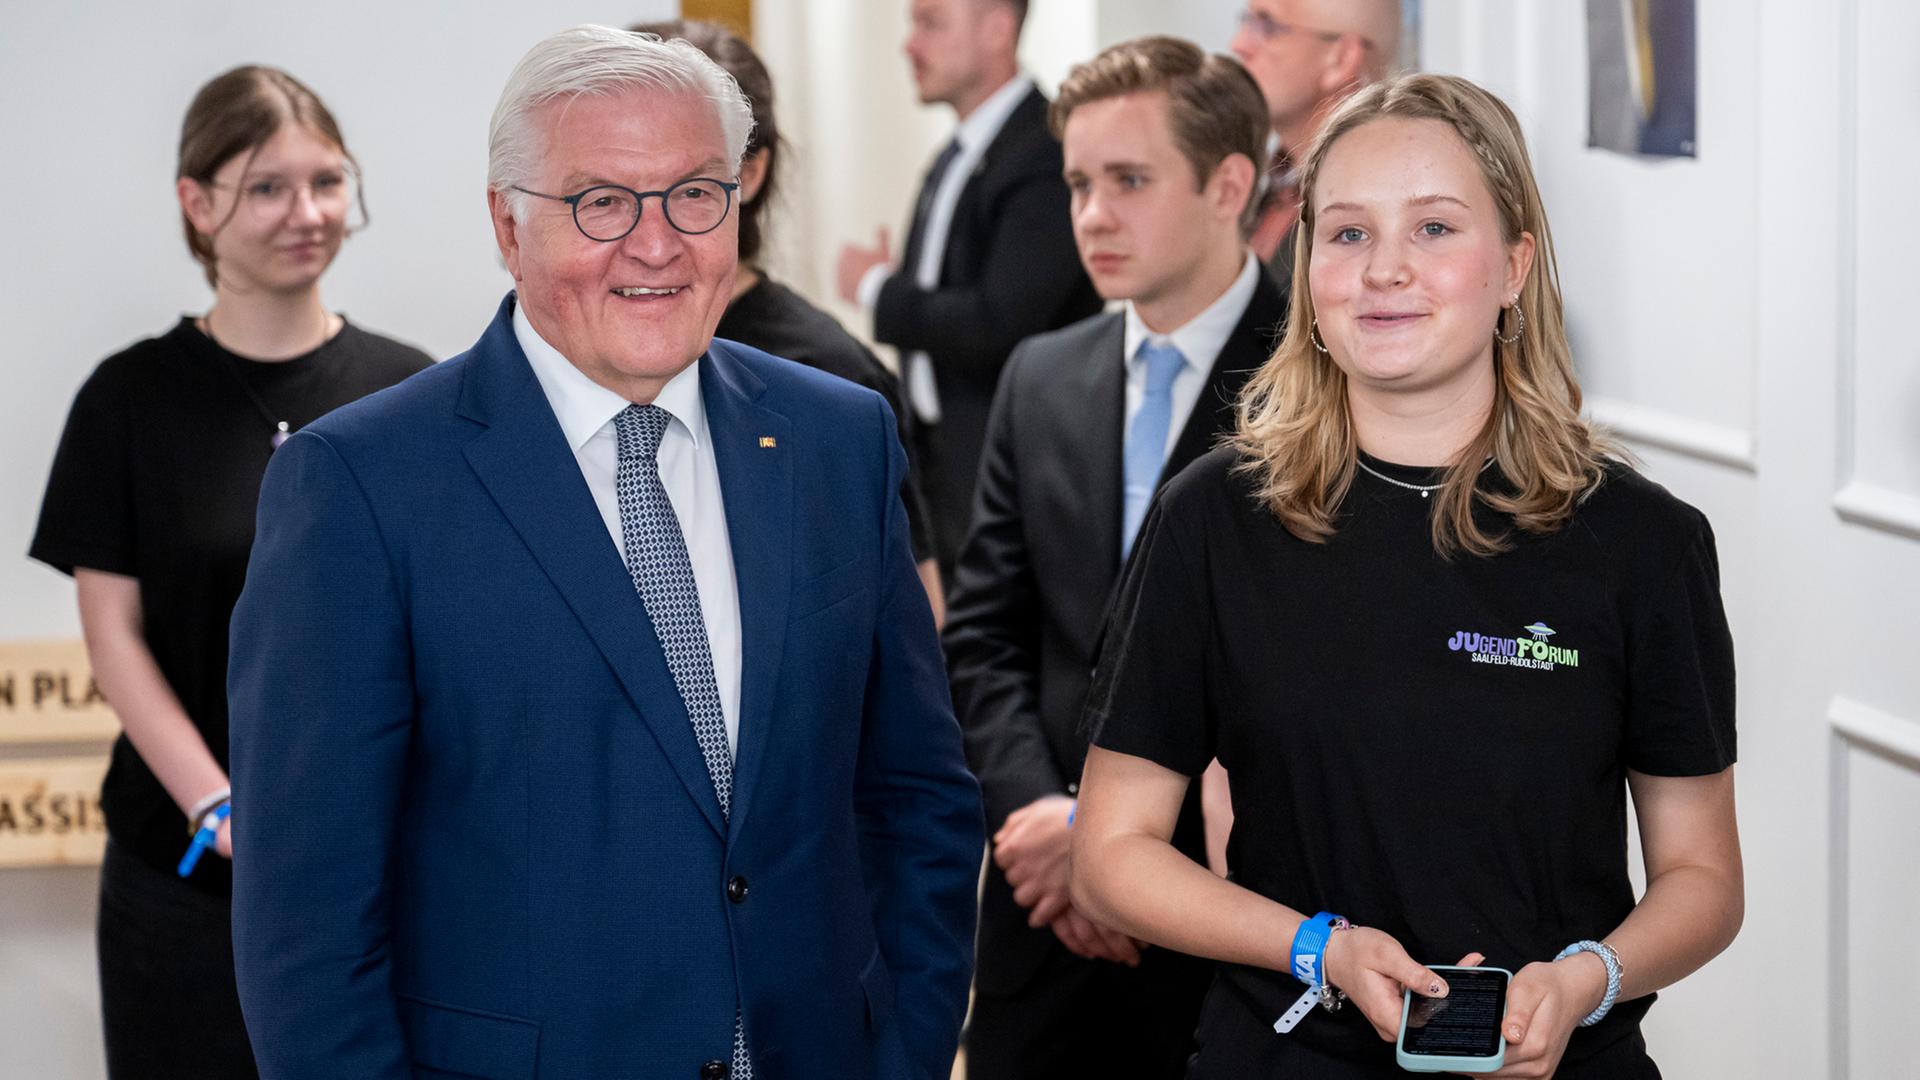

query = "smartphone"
[[1395, 965, 1511, 1074]]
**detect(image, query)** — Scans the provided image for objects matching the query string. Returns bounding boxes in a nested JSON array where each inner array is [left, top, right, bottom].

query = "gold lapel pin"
[[759, 436, 777, 449]]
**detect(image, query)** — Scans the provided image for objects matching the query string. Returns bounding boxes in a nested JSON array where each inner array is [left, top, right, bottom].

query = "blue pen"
[[177, 802, 231, 877]]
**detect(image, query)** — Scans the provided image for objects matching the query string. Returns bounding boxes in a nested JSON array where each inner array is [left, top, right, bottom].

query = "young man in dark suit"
[[943, 36, 1284, 1079], [837, 0, 1100, 581]]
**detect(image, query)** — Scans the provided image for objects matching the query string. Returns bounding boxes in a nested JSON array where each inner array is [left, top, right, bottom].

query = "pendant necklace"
[[1354, 455, 1496, 498], [201, 312, 320, 450]]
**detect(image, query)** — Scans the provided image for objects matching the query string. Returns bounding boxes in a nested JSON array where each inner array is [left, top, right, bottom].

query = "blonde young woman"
[[30, 67, 428, 1078], [1070, 74, 1741, 1079]]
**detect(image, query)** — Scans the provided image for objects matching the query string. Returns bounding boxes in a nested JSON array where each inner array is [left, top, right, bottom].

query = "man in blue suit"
[[227, 25, 983, 1080]]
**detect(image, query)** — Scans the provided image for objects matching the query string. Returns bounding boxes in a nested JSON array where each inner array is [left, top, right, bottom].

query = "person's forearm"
[[916, 558, 945, 630], [1604, 861, 1744, 1002], [90, 630, 227, 811], [78, 581, 226, 815], [1073, 828, 1300, 972]]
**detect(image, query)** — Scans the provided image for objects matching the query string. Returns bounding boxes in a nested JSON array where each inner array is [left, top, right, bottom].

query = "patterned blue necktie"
[[613, 403, 751, 1079], [1122, 340, 1186, 559]]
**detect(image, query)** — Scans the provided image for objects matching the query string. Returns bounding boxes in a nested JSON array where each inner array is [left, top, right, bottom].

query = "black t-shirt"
[[1088, 447, 1735, 1077], [717, 275, 935, 562], [29, 316, 431, 896]]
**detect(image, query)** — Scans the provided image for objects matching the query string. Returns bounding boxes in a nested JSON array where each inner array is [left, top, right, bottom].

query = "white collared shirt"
[[861, 73, 1037, 422], [1120, 253, 1263, 466], [514, 302, 743, 756]]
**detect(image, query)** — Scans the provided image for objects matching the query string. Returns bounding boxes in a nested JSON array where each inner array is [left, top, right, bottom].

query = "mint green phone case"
[[1394, 965, 1510, 1074]]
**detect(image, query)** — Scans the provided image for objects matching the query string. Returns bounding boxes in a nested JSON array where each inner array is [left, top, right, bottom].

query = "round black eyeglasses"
[[512, 178, 740, 241]]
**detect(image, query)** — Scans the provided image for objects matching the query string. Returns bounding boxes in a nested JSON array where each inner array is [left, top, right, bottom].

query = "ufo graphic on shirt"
[[1523, 622, 1556, 641]]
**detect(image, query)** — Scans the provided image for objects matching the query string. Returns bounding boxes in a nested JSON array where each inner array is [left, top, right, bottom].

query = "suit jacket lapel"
[[456, 296, 726, 837], [698, 343, 791, 843], [972, 87, 1046, 184], [1160, 268, 1288, 483], [1074, 315, 1127, 573], [943, 87, 1045, 283]]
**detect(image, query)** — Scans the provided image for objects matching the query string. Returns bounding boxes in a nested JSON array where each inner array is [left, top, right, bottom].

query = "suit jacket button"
[[700, 1060, 729, 1079], [727, 875, 749, 903]]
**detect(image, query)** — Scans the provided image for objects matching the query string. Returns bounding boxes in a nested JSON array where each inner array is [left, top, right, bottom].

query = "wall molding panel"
[[1828, 695, 1920, 770], [1826, 694, 1920, 1080], [1540, 1, 1766, 482], [1588, 396, 1758, 472], [1833, 482, 1920, 542], [1834, 0, 1920, 540]]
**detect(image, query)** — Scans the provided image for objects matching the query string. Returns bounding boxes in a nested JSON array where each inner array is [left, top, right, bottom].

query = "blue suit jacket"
[[229, 295, 983, 1079]]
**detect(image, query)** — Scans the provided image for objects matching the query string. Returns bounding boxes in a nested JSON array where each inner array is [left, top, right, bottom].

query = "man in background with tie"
[[1230, 0, 1401, 290], [228, 25, 982, 1080], [942, 37, 1284, 1079], [837, 0, 1099, 582]]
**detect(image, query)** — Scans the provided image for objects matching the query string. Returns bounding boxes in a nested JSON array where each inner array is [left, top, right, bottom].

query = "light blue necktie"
[[614, 404, 752, 1080], [1122, 340, 1186, 559]]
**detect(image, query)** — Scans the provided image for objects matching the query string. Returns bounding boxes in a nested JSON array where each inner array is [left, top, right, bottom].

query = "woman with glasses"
[[1069, 74, 1742, 1078], [29, 66, 428, 1079], [632, 19, 944, 619]]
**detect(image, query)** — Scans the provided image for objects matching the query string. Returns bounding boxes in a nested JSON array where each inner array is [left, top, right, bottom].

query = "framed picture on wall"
[[1587, 0, 1698, 158]]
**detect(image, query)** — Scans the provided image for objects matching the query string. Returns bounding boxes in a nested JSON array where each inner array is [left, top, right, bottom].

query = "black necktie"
[[906, 137, 963, 265]]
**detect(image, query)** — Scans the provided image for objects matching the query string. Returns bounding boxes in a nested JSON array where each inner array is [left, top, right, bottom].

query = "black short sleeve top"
[[29, 317, 431, 895], [1087, 446, 1735, 1074]]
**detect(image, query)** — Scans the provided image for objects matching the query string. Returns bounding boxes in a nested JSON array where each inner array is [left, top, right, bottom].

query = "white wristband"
[[185, 786, 231, 829]]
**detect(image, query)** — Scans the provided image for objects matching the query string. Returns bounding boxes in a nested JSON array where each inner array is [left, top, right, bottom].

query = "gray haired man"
[[229, 25, 983, 1079]]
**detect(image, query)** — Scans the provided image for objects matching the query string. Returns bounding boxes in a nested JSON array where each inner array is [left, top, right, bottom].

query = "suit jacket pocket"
[[792, 556, 872, 620], [398, 994, 541, 1079], [859, 944, 896, 1033]]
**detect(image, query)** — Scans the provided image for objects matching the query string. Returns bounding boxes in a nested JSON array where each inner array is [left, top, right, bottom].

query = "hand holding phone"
[[1321, 926, 1458, 1042], [1476, 955, 1611, 1078], [1395, 965, 1511, 1073]]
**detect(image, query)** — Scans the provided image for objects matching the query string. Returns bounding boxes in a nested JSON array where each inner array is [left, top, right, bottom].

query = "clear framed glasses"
[[1236, 8, 1373, 49], [512, 178, 741, 241], [208, 169, 362, 225]]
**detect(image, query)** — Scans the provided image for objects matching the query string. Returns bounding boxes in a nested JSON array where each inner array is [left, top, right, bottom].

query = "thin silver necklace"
[[200, 311, 332, 450], [1354, 456, 1495, 498]]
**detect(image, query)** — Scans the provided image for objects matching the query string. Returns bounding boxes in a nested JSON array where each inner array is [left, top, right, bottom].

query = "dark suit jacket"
[[875, 85, 1102, 574], [228, 295, 984, 1079], [1264, 221, 1297, 311], [943, 268, 1286, 994]]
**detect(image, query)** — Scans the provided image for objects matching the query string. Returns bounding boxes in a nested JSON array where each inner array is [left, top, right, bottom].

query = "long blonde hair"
[[1232, 73, 1616, 557]]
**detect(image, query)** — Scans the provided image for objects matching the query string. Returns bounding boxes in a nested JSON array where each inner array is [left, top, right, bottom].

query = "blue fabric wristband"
[[1289, 910, 1343, 987]]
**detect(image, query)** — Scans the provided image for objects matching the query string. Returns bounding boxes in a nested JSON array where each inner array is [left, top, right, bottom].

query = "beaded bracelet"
[[1555, 939, 1624, 1026]]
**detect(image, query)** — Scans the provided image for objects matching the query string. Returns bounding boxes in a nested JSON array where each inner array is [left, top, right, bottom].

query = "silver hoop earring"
[[1494, 301, 1525, 345], [1310, 319, 1330, 355]]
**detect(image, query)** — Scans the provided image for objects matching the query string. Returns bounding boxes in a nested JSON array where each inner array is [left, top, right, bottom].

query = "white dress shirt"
[[861, 73, 1037, 423], [514, 303, 744, 756], [1120, 253, 1263, 467]]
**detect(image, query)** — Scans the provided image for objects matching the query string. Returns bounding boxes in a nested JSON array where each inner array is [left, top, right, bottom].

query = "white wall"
[[1096, 0, 1240, 56], [0, 4, 672, 1077]]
